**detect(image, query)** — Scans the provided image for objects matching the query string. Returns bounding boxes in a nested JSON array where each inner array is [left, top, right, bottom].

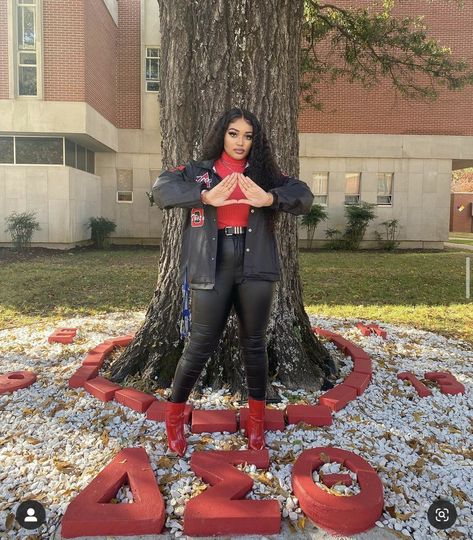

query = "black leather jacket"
[[152, 159, 314, 289]]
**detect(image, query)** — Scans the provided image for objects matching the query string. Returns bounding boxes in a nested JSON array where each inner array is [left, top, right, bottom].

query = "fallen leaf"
[[451, 487, 467, 501], [101, 431, 110, 447], [5, 513, 15, 531], [157, 456, 174, 469], [25, 436, 41, 445], [54, 459, 74, 472], [396, 511, 414, 521]]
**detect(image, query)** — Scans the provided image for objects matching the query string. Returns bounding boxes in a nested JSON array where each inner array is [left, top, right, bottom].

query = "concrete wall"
[[298, 133, 462, 249], [0, 165, 100, 247]]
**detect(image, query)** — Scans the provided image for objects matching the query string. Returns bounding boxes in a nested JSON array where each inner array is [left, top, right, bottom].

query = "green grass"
[[300, 248, 473, 345], [1, 246, 472, 346], [0, 249, 161, 328]]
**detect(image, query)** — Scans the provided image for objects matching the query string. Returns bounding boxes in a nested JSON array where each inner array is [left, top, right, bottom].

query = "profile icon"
[[24, 507, 38, 523], [15, 500, 46, 530]]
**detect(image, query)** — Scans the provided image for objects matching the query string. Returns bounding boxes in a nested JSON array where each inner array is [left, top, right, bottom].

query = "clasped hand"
[[202, 172, 273, 208]]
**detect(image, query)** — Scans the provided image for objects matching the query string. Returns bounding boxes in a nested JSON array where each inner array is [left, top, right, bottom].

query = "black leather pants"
[[170, 229, 275, 403]]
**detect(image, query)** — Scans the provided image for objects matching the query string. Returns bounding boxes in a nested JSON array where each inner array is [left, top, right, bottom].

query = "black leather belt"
[[219, 226, 247, 236]]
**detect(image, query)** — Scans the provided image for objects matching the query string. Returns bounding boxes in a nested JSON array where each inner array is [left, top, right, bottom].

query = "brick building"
[[1, 0, 472, 248]]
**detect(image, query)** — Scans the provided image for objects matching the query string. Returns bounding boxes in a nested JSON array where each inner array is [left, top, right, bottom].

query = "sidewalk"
[[444, 241, 473, 251]]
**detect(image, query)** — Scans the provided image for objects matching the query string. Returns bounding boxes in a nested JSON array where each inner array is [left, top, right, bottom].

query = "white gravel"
[[0, 311, 472, 539]]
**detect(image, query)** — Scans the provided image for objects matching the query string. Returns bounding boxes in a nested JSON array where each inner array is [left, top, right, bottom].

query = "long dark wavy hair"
[[201, 107, 286, 228]]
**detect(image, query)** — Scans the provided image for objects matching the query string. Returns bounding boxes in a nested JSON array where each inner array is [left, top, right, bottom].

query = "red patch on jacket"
[[191, 208, 205, 227], [170, 165, 186, 172]]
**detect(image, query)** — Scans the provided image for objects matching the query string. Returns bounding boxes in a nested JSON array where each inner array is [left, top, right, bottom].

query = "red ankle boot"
[[247, 397, 266, 451], [165, 401, 187, 456]]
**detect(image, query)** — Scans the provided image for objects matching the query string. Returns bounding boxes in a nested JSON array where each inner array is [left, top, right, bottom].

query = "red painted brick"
[[292, 447, 383, 535], [319, 384, 357, 412], [0, 371, 37, 394], [367, 324, 387, 339], [355, 322, 371, 336], [184, 450, 280, 536], [82, 351, 107, 367], [104, 334, 134, 347], [191, 409, 238, 433], [239, 407, 285, 432], [68, 365, 99, 389], [286, 404, 333, 426], [397, 372, 432, 397], [84, 376, 122, 402], [114, 388, 156, 413], [61, 447, 165, 537], [146, 401, 193, 423], [313, 328, 371, 371], [88, 342, 116, 356], [424, 371, 465, 395], [48, 328, 77, 344], [352, 356, 372, 375], [343, 371, 371, 396], [322, 473, 353, 488]]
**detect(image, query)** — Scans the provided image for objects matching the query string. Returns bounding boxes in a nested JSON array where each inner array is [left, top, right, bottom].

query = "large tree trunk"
[[109, 0, 336, 400]]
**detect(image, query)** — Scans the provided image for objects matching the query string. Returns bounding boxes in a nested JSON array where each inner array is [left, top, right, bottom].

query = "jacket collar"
[[191, 158, 250, 171], [191, 159, 215, 170]]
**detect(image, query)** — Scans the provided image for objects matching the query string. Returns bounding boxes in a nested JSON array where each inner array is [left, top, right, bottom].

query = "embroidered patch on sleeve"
[[195, 172, 212, 188], [191, 208, 205, 227]]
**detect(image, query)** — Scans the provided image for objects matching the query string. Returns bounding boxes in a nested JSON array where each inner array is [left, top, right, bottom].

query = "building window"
[[117, 191, 133, 203], [16, 0, 39, 96], [64, 139, 95, 173], [15, 137, 63, 164], [311, 172, 328, 205], [0, 135, 96, 170], [146, 47, 160, 92], [117, 169, 133, 203], [377, 173, 393, 205], [65, 139, 76, 168], [86, 149, 95, 174], [345, 173, 361, 205], [0, 137, 14, 163], [76, 145, 86, 171]]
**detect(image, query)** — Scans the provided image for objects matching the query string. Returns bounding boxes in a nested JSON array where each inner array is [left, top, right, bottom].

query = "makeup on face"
[[223, 117, 253, 160]]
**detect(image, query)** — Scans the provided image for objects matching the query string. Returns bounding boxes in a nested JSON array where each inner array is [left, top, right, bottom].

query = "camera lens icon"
[[427, 500, 457, 530], [435, 508, 449, 522]]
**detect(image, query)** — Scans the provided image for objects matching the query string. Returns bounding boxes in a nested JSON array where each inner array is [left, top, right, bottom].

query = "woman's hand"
[[202, 173, 239, 207], [236, 174, 274, 207]]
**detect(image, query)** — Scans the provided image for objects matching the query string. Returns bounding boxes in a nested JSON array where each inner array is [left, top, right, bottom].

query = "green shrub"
[[342, 201, 377, 250], [87, 217, 117, 249], [324, 227, 345, 250], [4, 211, 41, 251], [300, 204, 328, 249], [374, 219, 401, 251]]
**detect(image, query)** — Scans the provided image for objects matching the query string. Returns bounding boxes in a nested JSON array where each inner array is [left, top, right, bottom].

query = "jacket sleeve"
[[267, 175, 314, 215], [152, 163, 203, 209]]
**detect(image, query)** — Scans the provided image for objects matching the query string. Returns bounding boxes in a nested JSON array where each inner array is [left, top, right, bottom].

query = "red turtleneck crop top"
[[214, 150, 250, 228]]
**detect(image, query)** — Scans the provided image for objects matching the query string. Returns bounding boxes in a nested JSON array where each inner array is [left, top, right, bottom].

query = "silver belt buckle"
[[224, 226, 244, 235]]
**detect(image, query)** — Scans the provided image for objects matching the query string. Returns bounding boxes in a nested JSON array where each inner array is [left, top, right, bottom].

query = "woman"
[[153, 107, 314, 456]]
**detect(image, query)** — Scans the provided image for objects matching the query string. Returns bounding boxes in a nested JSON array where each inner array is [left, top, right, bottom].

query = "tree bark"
[[109, 0, 336, 399]]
